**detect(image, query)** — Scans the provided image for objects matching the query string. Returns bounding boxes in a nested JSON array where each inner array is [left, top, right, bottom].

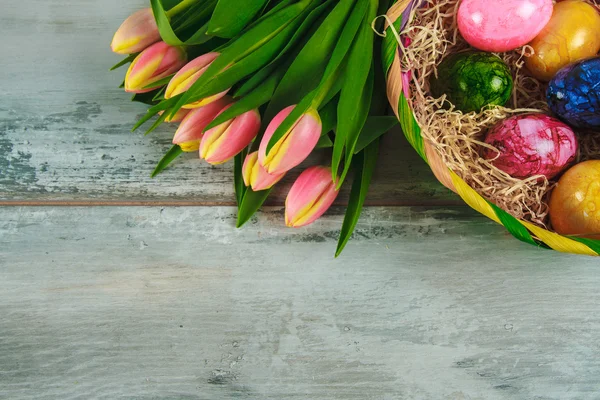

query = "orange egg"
[[526, 0, 600, 82], [549, 160, 600, 239]]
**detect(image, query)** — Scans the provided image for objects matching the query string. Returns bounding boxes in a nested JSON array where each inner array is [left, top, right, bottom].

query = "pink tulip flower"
[[159, 108, 190, 123], [258, 105, 322, 175], [111, 8, 161, 55], [285, 166, 340, 228], [242, 151, 285, 191], [200, 106, 261, 165], [165, 53, 230, 109], [172, 97, 231, 152], [124, 41, 187, 93]]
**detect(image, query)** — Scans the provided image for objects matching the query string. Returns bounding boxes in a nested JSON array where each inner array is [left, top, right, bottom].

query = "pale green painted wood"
[[1, 1, 597, 399], [1, 206, 599, 399]]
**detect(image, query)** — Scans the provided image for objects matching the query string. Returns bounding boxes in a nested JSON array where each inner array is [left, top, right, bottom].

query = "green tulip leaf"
[[141, 74, 175, 90], [318, 97, 339, 134], [151, 145, 184, 177], [204, 67, 286, 132], [335, 65, 374, 186], [208, 0, 270, 38], [162, 0, 185, 11], [110, 54, 137, 71], [316, 134, 334, 149], [152, 87, 167, 102], [336, 139, 379, 257], [131, 95, 182, 132], [353, 116, 398, 154], [233, 0, 333, 99], [266, 0, 366, 154], [131, 88, 164, 106], [334, 0, 377, 186], [151, 0, 217, 46], [170, 0, 216, 33], [144, 111, 169, 136], [264, 0, 356, 122], [172, 0, 319, 116], [234, 150, 248, 206], [236, 188, 272, 228], [171, 0, 316, 115]]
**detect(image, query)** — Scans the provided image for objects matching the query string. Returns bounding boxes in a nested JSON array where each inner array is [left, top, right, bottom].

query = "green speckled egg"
[[430, 51, 514, 113]]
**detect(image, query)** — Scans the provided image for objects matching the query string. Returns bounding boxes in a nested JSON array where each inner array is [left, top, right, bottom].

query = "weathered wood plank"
[[0, 0, 459, 206], [1, 206, 599, 399]]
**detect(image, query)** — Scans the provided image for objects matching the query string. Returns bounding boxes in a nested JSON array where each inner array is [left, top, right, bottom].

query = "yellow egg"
[[526, 0, 600, 82], [549, 160, 600, 240]]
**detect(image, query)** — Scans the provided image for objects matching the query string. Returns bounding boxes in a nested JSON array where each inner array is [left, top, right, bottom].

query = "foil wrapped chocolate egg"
[[549, 160, 600, 239], [547, 57, 600, 129], [526, 0, 600, 82], [430, 52, 513, 113], [457, 0, 553, 52], [483, 114, 578, 180]]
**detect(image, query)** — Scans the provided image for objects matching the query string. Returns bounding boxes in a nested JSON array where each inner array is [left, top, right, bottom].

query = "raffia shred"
[[400, 0, 600, 229]]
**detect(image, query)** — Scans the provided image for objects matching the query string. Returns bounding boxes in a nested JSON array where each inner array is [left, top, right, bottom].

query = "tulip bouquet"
[[110, 0, 398, 256]]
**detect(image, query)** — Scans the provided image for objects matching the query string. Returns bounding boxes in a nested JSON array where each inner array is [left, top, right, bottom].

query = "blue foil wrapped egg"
[[547, 57, 600, 129]]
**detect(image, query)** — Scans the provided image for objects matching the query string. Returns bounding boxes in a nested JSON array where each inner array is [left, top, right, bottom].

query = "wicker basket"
[[383, 0, 600, 256]]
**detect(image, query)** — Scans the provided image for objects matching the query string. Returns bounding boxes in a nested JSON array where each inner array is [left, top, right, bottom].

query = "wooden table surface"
[[1, 1, 599, 399]]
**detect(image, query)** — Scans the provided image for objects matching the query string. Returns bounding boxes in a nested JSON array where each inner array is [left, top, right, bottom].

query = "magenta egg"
[[457, 0, 554, 52], [483, 114, 578, 180]]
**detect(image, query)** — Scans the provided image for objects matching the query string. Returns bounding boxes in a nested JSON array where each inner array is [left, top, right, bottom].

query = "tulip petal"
[[165, 53, 229, 108], [111, 8, 160, 55], [201, 108, 261, 165], [124, 42, 187, 93], [165, 53, 219, 98], [173, 97, 231, 152], [258, 106, 322, 175], [182, 91, 230, 109], [252, 164, 285, 191], [200, 121, 232, 160], [285, 166, 339, 228], [125, 53, 162, 93], [161, 108, 190, 123], [242, 151, 285, 191], [258, 106, 294, 166], [242, 152, 258, 187]]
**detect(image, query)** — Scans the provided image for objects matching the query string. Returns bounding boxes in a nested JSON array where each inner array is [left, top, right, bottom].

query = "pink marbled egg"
[[483, 114, 578, 180], [457, 0, 554, 52]]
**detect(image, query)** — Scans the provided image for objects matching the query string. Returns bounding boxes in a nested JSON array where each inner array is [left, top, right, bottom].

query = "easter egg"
[[549, 160, 600, 239], [483, 114, 578, 180], [457, 0, 553, 52], [430, 52, 513, 113], [526, 0, 600, 82], [547, 57, 600, 129]]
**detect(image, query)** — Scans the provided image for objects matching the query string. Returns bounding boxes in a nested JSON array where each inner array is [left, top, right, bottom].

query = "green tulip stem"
[[166, 0, 202, 19]]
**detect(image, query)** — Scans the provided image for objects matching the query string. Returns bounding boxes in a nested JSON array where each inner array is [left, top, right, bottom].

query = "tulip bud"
[[172, 97, 231, 152], [125, 42, 187, 94], [285, 166, 340, 228], [165, 53, 230, 109], [111, 8, 161, 55], [159, 108, 190, 123], [242, 151, 285, 191], [258, 106, 322, 175], [200, 107, 261, 165], [285, 166, 339, 228]]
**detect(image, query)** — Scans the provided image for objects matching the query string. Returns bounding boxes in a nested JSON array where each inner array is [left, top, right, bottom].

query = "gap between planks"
[[0, 200, 467, 207]]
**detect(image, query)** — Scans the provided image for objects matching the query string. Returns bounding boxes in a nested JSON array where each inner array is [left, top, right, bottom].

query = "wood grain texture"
[[1, 206, 599, 399], [0, 0, 458, 206]]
